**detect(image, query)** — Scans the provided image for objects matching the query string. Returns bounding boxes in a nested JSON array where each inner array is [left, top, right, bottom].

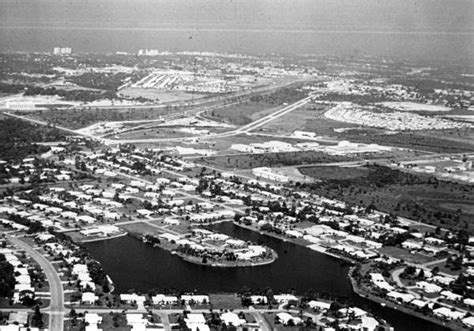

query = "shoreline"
[[230, 221, 355, 264], [130, 232, 278, 268], [347, 267, 465, 331], [231, 221, 467, 330], [80, 221, 464, 329], [78, 231, 128, 243]]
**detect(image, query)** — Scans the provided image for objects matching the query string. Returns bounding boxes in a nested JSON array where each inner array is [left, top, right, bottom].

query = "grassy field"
[[379, 246, 437, 265], [299, 164, 474, 233], [203, 85, 309, 126], [298, 165, 369, 180], [208, 293, 243, 309]]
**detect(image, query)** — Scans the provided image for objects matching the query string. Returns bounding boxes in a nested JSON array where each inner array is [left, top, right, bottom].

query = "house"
[[184, 313, 209, 331], [433, 307, 465, 320], [220, 312, 246, 327], [462, 316, 474, 328], [440, 290, 462, 302], [85, 313, 103, 330], [410, 299, 428, 309], [273, 294, 298, 304], [308, 300, 331, 311], [152, 294, 178, 305], [387, 291, 415, 303], [416, 281, 442, 293], [7, 312, 28, 326], [276, 312, 302, 326], [181, 294, 209, 304], [82, 292, 98, 304], [120, 294, 146, 304], [126, 313, 148, 329], [370, 273, 394, 292], [250, 295, 268, 305]]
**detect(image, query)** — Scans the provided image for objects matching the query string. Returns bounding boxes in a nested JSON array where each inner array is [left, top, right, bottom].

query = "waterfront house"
[[274, 294, 298, 304], [307, 300, 331, 311], [181, 295, 209, 305], [410, 299, 428, 309], [250, 295, 268, 305], [433, 307, 465, 320], [387, 291, 415, 303], [120, 294, 146, 305]]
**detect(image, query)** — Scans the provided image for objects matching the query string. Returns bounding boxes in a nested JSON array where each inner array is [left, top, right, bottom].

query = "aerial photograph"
[[0, 0, 473, 330]]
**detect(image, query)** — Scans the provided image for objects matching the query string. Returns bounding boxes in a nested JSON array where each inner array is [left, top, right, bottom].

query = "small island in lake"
[[142, 227, 277, 267]]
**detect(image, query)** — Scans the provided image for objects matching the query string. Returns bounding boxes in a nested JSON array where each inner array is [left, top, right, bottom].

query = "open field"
[[299, 164, 474, 232], [297, 165, 370, 180], [252, 103, 339, 135], [203, 85, 309, 126]]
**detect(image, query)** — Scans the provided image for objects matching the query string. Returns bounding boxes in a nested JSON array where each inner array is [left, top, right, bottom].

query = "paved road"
[[2, 112, 110, 145], [249, 308, 271, 331], [110, 96, 312, 145], [7, 235, 65, 331]]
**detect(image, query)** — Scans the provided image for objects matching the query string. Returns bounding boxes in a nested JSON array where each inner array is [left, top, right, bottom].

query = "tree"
[[418, 269, 425, 279], [31, 305, 44, 328]]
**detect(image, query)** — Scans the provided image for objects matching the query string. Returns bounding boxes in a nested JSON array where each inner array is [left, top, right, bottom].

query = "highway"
[[7, 235, 65, 331], [109, 95, 312, 145], [2, 112, 111, 145], [68, 77, 310, 111]]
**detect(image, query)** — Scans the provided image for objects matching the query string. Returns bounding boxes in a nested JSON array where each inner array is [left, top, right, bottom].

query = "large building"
[[53, 47, 72, 55], [252, 167, 289, 183]]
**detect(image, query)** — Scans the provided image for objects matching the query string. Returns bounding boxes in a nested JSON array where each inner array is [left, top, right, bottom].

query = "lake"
[[83, 222, 449, 331]]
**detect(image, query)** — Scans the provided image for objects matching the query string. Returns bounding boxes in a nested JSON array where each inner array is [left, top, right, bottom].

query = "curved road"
[[7, 235, 64, 331]]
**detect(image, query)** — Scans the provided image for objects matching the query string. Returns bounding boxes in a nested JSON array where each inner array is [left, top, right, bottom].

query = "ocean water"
[[1, 27, 472, 65]]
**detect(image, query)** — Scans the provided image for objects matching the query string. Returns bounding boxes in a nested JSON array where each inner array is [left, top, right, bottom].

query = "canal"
[[83, 222, 449, 331]]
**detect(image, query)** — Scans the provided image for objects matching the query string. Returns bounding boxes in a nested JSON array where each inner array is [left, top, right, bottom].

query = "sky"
[[1, 0, 473, 63]]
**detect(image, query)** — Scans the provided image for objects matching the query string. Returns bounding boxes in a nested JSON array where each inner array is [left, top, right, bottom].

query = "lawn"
[[208, 294, 243, 309], [298, 165, 369, 181], [380, 246, 436, 265]]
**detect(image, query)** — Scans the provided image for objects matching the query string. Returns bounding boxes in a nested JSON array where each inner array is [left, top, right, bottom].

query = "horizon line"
[[1, 25, 473, 35]]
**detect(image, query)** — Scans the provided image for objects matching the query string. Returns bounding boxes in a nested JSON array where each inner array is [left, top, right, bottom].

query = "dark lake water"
[[83, 222, 449, 331]]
